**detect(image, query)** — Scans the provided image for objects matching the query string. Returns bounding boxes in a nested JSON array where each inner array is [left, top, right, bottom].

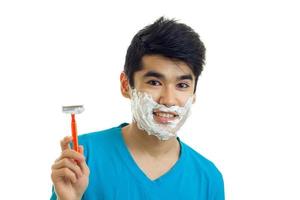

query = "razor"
[[62, 105, 84, 152]]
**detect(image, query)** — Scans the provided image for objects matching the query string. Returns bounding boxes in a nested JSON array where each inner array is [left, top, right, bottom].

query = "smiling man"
[[51, 17, 225, 200]]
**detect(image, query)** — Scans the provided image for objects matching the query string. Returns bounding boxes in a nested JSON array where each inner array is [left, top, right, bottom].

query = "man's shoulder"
[[180, 141, 225, 199], [181, 141, 223, 179], [78, 123, 127, 146]]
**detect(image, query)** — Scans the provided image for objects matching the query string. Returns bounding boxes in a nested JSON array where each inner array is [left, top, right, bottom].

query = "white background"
[[0, 0, 299, 199]]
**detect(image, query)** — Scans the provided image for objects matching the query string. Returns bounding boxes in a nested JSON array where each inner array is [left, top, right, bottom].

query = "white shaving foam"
[[130, 89, 193, 140]]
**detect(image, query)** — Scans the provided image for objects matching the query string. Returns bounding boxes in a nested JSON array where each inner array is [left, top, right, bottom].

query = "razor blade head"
[[62, 105, 84, 114]]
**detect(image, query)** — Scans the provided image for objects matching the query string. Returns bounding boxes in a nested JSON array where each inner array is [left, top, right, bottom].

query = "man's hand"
[[51, 136, 90, 200]]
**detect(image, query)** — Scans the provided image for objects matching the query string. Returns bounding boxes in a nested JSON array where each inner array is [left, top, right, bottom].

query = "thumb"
[[79, 145, 84, 155], [78, 145, 90, 175]]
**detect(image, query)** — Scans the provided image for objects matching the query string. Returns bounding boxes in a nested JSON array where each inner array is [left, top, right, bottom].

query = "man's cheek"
[[141, 90, 159, 101]]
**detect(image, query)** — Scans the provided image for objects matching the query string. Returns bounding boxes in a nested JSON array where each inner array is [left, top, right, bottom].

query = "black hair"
[[124, 16, 206, 93]]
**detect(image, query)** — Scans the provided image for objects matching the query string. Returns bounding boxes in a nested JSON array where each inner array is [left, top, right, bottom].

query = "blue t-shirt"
[[51, 123, 224, 200]]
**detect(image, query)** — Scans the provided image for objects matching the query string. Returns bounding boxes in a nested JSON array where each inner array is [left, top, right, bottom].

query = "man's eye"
[[177, 83, 190, 89], [147, 80, 161, 86]]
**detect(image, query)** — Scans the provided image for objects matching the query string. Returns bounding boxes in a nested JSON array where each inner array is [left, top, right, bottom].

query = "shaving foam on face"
[[130, 89, 194, 140]]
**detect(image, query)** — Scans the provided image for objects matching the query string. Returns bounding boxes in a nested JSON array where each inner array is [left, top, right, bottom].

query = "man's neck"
[[121, 122, 180, 158]]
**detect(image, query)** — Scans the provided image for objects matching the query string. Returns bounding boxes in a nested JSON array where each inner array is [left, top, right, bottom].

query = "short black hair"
[[124, 16, 206, 93]]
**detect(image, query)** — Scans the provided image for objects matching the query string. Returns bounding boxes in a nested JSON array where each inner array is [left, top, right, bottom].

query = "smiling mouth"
[[153, 111, 179, 123]]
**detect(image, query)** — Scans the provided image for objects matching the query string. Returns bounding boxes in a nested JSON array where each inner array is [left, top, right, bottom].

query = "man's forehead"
[[139, 55, 195, 80]]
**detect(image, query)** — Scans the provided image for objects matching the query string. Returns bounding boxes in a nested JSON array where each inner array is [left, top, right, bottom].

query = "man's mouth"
[[153, 111, 179, 123]]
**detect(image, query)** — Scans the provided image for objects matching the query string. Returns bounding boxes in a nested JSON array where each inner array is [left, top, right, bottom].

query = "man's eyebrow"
[[176, 74, 193, 81], [143, 70, 193, 81], [143, 71, 165, 79]]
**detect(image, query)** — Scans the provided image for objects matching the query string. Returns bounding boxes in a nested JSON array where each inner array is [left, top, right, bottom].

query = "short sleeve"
[[213, 172, 225, 200]]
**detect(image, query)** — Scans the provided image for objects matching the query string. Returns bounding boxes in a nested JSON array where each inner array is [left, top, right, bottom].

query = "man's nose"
[[158, 86, 177, 107]]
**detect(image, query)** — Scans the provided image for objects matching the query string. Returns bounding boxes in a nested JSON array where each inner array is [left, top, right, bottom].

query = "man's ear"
[[192, 94, 196, 104], [120, 71, 130, 98]]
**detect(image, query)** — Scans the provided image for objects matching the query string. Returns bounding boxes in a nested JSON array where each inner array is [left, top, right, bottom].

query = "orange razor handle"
[[71, 114, 79, 152]]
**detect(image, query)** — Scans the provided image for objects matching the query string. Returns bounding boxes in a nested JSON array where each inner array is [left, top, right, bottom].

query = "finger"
[[60, 136, 72, 151], [52, 158, 83, 179], [52, 168, 77, 184], [78, 159, 90, 176], [77, 145, 90, 175], [60, 149, 85, 163]]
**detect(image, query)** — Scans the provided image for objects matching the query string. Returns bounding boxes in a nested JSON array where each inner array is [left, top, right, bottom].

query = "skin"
[[51, 136, 89, 200], [120, 54, 196, 180], [51, 54, 196, 199]]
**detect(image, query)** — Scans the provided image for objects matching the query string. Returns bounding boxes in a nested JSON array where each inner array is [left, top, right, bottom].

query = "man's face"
[[132, 54, 196, 124]]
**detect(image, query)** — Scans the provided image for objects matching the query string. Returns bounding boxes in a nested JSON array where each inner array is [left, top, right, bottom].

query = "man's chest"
[[131, 153, 179, 180]]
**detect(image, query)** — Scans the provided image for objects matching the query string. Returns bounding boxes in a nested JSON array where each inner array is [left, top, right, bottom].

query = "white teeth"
[[155, 112, 175, 118]]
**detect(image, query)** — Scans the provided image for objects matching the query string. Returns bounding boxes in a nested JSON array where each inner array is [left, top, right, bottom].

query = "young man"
[[51, 17, 225, 200]]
